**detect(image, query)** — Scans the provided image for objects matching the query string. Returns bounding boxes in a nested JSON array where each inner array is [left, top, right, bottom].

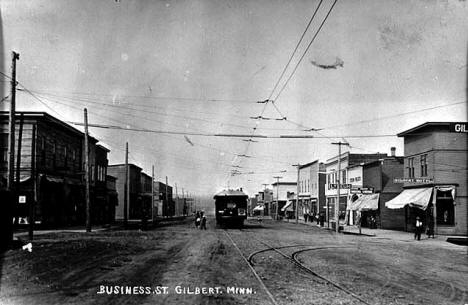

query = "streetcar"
[[214, 189, 248, 226]]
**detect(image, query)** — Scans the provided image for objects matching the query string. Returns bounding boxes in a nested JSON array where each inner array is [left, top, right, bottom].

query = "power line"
[[272, 0, 339, 103], [22, 87, 258, 104], [69, 121, 397, 138], [266, 0, 324, 101]]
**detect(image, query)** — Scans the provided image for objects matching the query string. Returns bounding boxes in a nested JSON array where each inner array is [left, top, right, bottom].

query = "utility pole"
[[165, 176, 169, 217], [151, 165, 155, 223], [14, 114, 24, 227], [84, 109, 91, 232], [175, 183, 178, 216], [331, 141, 349, 233], [293, 164, 300, 224], [273, 176, 282, 220], [29, 125, 36, 240], [124, 142, 128, 228], [7, 51, 19, 191]]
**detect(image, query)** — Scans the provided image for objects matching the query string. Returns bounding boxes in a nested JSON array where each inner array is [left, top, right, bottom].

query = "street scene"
[[1, 218, 468, 305], [0, 0, 467, 304]]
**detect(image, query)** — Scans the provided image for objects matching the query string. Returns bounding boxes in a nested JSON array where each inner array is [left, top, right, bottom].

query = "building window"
[[1, 148, 7, 162], [64, 146, 68, 167], [341, 170, 347, 184], [420, 154, 428, 177], [408, 157, 414, 178]]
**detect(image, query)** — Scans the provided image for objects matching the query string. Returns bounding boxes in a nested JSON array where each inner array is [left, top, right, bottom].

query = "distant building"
[[153, 181, 173, 217], [256, 188, 273, 216], [108, 163, 142, 221], [386, 122, 467, 236], [271, 181, 297, 219]]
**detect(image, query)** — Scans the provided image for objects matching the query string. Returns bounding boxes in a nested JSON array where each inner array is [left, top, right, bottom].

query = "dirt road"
[[1, 217, 466, 305]]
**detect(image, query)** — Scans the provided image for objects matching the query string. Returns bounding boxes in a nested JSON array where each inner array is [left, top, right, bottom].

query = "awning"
[[348, 193, 379, 211], [385, 187, 433, 210], [253, 205, 264, 211], [45, 175, 64, 183], [281, 200, 294, 212]]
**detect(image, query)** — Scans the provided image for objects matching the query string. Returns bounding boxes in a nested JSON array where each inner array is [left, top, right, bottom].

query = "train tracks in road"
[[224, 228, 372, 305]]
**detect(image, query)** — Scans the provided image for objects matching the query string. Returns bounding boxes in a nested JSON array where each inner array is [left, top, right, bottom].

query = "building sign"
[[328, 183, 352, 190], [350, 187, 374, 194], [449, 123, 468, 133], [393, 178, 434, 183], [18, 195, 26, 203]]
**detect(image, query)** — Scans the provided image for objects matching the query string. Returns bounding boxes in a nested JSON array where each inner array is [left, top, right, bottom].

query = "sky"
[[0, 0, 467, 201]]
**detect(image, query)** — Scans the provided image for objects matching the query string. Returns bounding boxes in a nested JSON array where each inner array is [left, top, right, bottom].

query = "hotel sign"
[[393, 178, 434, 183], [449, 123, 467, 133]]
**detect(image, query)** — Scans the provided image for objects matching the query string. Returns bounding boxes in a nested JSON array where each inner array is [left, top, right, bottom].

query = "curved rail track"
[[224, 228, 373, 305]]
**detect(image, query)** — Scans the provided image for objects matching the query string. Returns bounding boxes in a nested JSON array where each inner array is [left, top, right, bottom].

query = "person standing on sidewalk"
[[414, 216, 423, 241], [427, 216, 435, 238]]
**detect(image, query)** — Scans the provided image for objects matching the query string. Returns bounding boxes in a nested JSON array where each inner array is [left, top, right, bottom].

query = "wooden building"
[[386, 122, 467, 235], [0, 112, 113, 227]]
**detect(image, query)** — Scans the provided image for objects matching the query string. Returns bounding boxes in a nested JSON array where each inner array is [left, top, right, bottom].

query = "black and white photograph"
[[0, 0, 467, 304]]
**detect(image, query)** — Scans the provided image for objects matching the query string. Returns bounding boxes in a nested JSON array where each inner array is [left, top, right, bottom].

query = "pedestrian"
[[319, 212, 325, 227], [304, 211, 308, 223], [414, 216, 423, 241], [200, 215, 207, 230], [195, 211, 201, 228], [427, 216, 435, 238]]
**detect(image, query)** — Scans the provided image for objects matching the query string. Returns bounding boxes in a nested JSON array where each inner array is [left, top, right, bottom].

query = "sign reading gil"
[[449, 122, 468, 133]]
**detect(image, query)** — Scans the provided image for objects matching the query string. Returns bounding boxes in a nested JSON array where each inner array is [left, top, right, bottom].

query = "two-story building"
[[325, 152, 387, 225], [271, 181, 297, 219], [153, 181, 174, 217], [108, 163, 142, 222], [297, 160, 326, 220], [0, 112, 113, 227], [386, 122, 467, 235], [346, 148, 404, 228]]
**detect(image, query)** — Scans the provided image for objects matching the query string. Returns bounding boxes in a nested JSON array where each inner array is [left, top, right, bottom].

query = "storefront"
[[385, 185, 458, 235], [347, 193, 379, 228]]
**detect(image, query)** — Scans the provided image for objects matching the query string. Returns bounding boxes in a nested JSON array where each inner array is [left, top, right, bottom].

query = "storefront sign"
[[350, 187, 374, 194], [18, 195, 26, 203], [328, 183, 352, 190], [449, 123, 467, 133], [393, 178, 434, 183]]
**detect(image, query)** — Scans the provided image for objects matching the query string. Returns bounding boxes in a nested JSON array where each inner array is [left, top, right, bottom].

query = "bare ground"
[[1, 218, 467, 305]]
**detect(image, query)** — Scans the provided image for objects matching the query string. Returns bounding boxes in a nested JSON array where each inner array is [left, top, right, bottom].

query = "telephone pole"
[[7, 51, 20, 191], [331, 141, 349, 233], [124, 142, 129, 228], [273, 176, 282, 220], [151, 165, 155, 222], [293, 164, 300, 224], [84, 109, 91, 232]]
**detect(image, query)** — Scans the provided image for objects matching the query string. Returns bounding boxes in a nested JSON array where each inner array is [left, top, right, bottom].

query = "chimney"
[[390, 147, 396, 157]]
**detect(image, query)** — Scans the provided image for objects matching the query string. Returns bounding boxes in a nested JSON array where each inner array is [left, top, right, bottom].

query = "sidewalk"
[[282, 217, 467, 248]]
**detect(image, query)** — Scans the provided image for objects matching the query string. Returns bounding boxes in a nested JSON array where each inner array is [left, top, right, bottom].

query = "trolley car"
[[214, 189, 248, 226]]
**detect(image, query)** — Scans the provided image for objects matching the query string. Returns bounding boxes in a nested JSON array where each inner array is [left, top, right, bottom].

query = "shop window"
[[420, 154, 427, 177], [407, 157, 414, 178], [436, 189, 454, 225]]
